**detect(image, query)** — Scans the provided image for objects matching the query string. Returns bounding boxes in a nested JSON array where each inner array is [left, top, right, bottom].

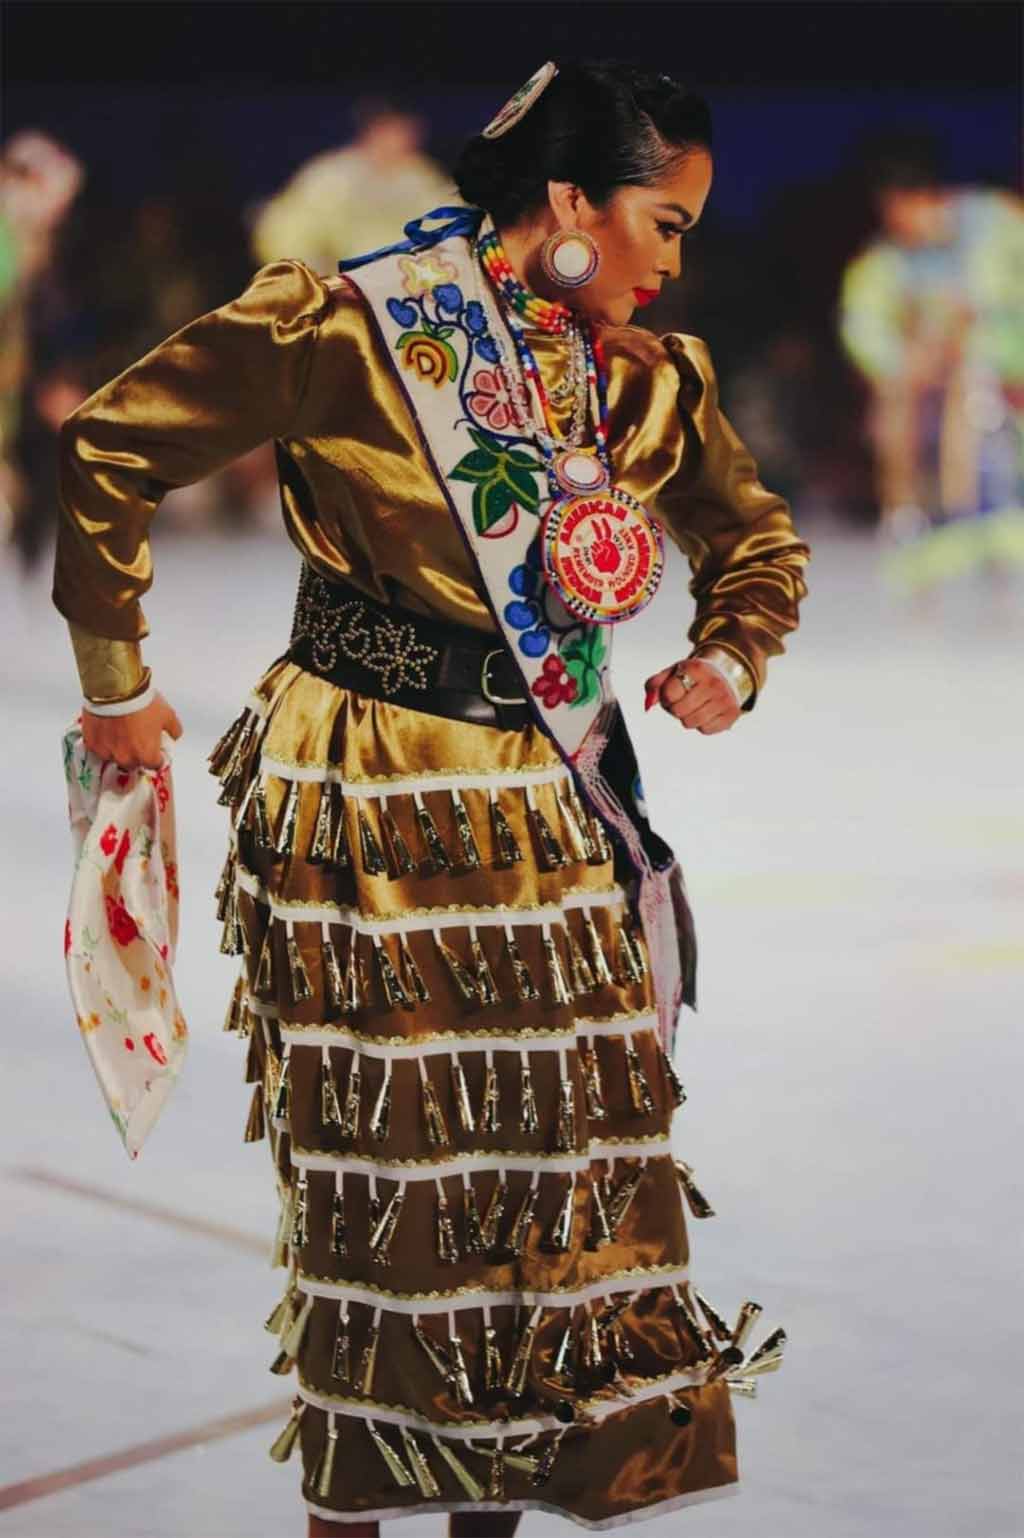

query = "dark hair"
[[454, 60, 712, 227]]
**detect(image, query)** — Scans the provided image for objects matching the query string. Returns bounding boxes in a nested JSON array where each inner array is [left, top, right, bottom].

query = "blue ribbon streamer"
[[338, 205, 485, 273]]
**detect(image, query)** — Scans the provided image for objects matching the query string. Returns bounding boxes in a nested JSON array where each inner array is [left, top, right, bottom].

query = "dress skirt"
[[211, 654, 745, 1530]]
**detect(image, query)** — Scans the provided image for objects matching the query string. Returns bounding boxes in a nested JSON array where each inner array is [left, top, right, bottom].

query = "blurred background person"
[[839, 136, 1024, 591], [251, 94, 452, 273]]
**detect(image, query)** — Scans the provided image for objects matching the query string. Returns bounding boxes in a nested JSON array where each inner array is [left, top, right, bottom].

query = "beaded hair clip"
[[481, 61, 559, 139]]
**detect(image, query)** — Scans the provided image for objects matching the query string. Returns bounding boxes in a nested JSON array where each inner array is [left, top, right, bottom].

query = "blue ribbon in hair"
[[338, 205, 485, 273]]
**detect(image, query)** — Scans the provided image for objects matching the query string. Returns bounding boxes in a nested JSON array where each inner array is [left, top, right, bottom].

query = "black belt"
[[287, 565, 532, 731]]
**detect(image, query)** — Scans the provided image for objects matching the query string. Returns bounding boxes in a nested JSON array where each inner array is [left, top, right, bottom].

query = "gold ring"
[[675, 666, 697, 692]]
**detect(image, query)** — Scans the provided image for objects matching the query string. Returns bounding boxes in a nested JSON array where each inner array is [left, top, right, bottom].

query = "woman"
[[54, 61, 809, 1536]]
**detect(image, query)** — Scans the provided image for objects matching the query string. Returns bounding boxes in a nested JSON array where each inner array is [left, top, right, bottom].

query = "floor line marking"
[[0, 1399, 291, 1511], [7, 1167, 268, 1257]]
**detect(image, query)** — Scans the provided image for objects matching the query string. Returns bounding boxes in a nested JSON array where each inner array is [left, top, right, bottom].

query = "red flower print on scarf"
[[150, 763, 170, 812], [531, 654, 578, 708], [64, 919, 72, 956], [143, 1033, 168, 1066], [99, 823, 118, 856], [114, 830, 131, 876], [105, 894, 139, 947], [467, 366, 528, 432]]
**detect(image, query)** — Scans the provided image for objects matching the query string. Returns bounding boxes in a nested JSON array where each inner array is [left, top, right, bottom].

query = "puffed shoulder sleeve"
[[53, 259, 331, 697], [655, 333, 810, 705]]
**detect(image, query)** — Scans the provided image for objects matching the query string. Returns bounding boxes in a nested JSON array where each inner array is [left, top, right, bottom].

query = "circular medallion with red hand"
[[540, 488, 664, 624]]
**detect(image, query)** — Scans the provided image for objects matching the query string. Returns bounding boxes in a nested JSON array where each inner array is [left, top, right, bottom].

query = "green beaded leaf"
[[450, 428, 543, 533], [560, 627, 607, 708]]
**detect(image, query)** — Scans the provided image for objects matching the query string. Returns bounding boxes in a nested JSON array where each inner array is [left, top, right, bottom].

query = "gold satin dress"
[[54, 258, 809, 1529]]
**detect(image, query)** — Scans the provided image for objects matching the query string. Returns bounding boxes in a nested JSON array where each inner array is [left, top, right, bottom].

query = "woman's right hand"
[[81, 692, 184, 770]]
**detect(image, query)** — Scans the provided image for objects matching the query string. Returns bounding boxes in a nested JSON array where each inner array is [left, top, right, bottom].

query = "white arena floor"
[[1, 522, 1020, 1538]]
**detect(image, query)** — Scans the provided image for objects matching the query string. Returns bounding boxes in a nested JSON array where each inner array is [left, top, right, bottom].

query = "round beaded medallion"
[[551, 449, 609, 494], [540, 488, 665, 624]]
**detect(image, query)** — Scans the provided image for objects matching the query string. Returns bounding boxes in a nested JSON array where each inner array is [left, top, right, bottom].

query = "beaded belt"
[[287, 565, 531, 731]]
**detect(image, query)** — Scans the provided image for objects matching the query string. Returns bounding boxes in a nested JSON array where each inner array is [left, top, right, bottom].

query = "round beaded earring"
[[539, 229, 600, 289]]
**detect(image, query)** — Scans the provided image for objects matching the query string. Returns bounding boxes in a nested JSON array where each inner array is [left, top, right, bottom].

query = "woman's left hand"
[[644, 658, 741, 734]]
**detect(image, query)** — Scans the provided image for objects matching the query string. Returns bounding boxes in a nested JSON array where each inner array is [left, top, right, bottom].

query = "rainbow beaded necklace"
[[476, 228, 573, 336]]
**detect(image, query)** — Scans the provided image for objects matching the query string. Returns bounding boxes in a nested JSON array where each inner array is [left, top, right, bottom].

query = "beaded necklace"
[[476, 228, 572, 335]]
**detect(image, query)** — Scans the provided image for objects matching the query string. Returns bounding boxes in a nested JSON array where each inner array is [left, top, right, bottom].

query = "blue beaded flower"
[[386, 297, 417, 328], [435, 283, 464, 314], [464, 301, 487, 335], [475, 335, 501, 364], [504, 555, 551, 657]]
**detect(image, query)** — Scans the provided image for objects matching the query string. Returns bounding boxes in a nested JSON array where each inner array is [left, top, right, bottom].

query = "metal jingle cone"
[[694, 1291, 732, 1342], [530, 1431, 565, 1486], [505, 1181, 540, 1257], [253, 922, 275, 995], [322, 935, 345, 1011], [450, 789, 482, 870], [566, 787, 598, 860], [216, 720, 252, 804], [482, 1322, 505, 1397], [435, 1186, 460, 1265], [400, 1426, 442, 1498], [626, 925, 648, 978], [331, 1308, 351, 1383], [264, 1276, 296, 1336], [555, 787, 590, 862], [447, 1330, 475, 1407], [307, 782, 334, 864], [479, 1060, 502, 1133], [436, 935, 480, 1004], [220, 891, 246, 959], [671, 1289, 713, 1362], [281, 1290, 314, 1359], [731, 1300, 763, 1353], [289, 1170, 309, 1251], [356, 806, 388, 875], [489, 789, 523, 867], [486, 1443, 507, 1501], [272, 1045, 291, 1122], [658, 1042, 687, 1107], [328, 784, 350, 868], [214, 847, 235, 917], [505, 929, 540, 1002], [580, 1044, 608, 1120], [566, 933, 597, 995], [625, 1044, 656, 1116], [577, 1306, 614, 1387], [505, 1309, 541, 1396], [727, 1375, 759, 1398], [525, 788, 568, 870], [209, 707, 248, 776], [272, 779, 300, 861], [743, 1326, 787, 1374], [585, 1172, 614, 1249], [705, 1342, 746, 1382], [518, 1057, 540, 1134], [414, 797, 452, 875], [369, 1187, 404, 1265], [399, 936, 431, 1004], [411, 1316, 453, 1381], [542, 930, 574, 1007], [267, 1344, 295, 1376], [314, 1413, 340, 1499], [367, 1420, 416, 1488], [605, 1163, 643, 1234], [330, 1188, 348, 1257], [480, 1177, 509, 1251], [286, 932, 313, 1003], [357, 1318, 382, 1394], [675, 1160, 716, 1219], [380, 803, 417, 877], [463, 1179, 486, 1254], [668, 1390, 694, 1426], [270, 1181, 292, 1270], [589, 813, 613, 866], [470, 935, 502, 1006], [246, 776, 273, 851], [431, 1434, 486, 1501], [268, 1396, 306, 1462], [339, 1053, 361, 1139], [342, 934, 364, 1014], [582, 912, 614, 987], [233, 773, 258, 836], [609, 1317, 635, 1366], [263, 1044, 282, 1119], [615, 924, 644, 985], [542, 1176, 576, 1253], [223, 974, 244, 1034], [552, 1316, 577, 1384], [368, 1064, 393, 1141], [373, 937, 413, 1010], [449, 1054, 476, 1134], [555, 1074, 577, 1153], [420, 1072, 450, 1147], [244, 1021, 262, 1082], [243, 1082, 266, 1143]]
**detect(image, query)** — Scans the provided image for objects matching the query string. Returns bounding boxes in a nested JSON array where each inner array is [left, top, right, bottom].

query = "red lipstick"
[[632, 288, 659, 307]]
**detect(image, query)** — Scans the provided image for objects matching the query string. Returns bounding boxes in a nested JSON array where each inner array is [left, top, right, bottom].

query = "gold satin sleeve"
[[53, 259, 331, 691], [648, 332, 809, 702]]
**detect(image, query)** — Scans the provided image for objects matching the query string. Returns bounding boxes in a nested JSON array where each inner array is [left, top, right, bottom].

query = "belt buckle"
[[480, 649, 527, 706]]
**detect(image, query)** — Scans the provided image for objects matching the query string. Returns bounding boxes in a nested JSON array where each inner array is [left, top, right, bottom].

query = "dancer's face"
[[547, 149, 713, 328]]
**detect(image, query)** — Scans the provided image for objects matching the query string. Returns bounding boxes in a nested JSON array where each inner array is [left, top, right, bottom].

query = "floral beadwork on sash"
[[291, 568, 439, 694], [375, 248, 608, 716]]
